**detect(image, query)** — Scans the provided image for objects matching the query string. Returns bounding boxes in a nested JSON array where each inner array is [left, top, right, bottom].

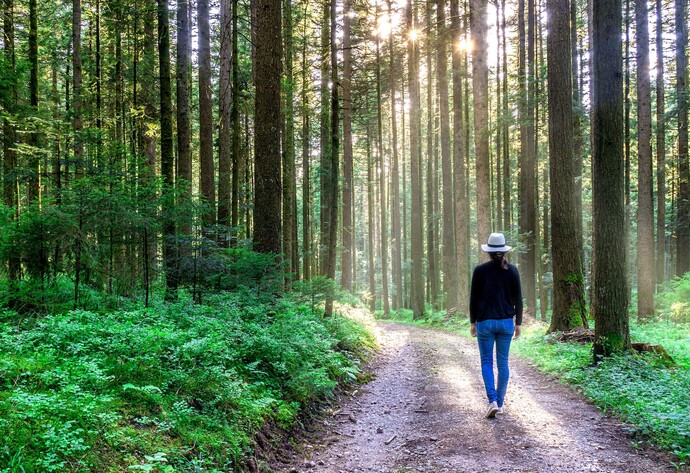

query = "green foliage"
[[0, 293, 373, 471], [657, 273, 690, 323]]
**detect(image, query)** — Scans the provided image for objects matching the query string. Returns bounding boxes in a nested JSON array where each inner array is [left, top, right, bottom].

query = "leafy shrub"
[[657, 274, 690, 323], [0, 293, 373, 471]]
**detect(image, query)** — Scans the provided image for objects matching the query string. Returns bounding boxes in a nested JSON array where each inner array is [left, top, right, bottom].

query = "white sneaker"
[[496, 406, 504, 415], [485, 401, 499, 418]]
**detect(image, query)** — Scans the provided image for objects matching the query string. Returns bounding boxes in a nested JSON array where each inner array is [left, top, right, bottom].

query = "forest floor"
[[275, 322, 683, 473]]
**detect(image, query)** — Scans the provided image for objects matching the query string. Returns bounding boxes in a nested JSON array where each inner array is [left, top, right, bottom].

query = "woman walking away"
[[470, 232, 523, 418]]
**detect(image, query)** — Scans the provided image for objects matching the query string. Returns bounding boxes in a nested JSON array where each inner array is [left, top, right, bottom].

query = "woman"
[[469, 232, 523, 418]]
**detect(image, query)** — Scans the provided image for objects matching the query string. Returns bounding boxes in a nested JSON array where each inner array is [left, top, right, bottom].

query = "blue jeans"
[[476, 318, 514, 407]]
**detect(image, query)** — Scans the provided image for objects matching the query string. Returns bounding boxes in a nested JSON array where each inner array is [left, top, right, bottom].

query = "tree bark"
[[158, 0, 178, 298], [592, 0, 630, 358], [675, 0, 689, 275], [655, 0, 666, 287], [218, 0, 232, 231], [324, 0, 340, 317], [231, 0, 241, 243], [301, 5, 312, 280], [376, 25, 390, 315], [547, 0, 587, 332], [341, 0, 354, 291], [319, 0, 331, 276], [425, 0, 438, 307], [253, 0, 283, 254], [451, 0, 468, 314], [636, 0, 655, 319], [436, 0, 456, 310], [283, 0, 296, 278], [176, 0, 192, 234], [407, 0, 425, 318], [28, 0, 39, 203], [73, 0, 83, 177], [389, 0, 403, 310], [471, 0, 491, 256], [199, 0, 216, 226]]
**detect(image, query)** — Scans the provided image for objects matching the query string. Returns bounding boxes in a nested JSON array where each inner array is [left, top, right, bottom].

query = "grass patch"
[[0, 292, 376, 472]]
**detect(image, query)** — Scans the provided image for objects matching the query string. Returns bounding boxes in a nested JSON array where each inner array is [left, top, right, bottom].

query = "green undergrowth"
[[0, 292, 376, 472], [378, 307, 690, 464]]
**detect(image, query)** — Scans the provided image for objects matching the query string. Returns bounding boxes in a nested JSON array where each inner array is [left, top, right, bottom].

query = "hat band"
[[487, 243, 506, 248]]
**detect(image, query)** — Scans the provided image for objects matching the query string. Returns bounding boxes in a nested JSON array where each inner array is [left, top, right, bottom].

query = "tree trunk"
[[231, 0, 241, 243], [218, 0, 232, 232], [158, 0, 178, 298], [425, 0, 438, 307], [436, 0, 456, 310], [319, 0, 331, 276], [389, 0, 403, 310], [471, 0, 490, 255], [253, 0, 283, 254], [199, 0, 216, 226], [376, 28, 390, 315], [324, 0, 340, 317], [518, 0, 537, 317], [28, 0, 39, 203], [283, 0, 296, 279], [547, 0, 588, 332], [176, 0, 192, 234], [592, 0, 630, 358], [407, 0, 425, 318], [367, 114, 376, 312], [301, 7, 312, 280], [656, 0, 666, 287], [636, 0, 655, 319], [73, 0, 83, 177], [451, 0, 468, 314], [501, 0, 510, 231], [675, 0, 689, 275], [341, 0, 354, 291]]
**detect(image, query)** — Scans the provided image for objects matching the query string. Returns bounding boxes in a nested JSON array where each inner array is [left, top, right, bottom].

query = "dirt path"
[[278, 322, 681, 473]]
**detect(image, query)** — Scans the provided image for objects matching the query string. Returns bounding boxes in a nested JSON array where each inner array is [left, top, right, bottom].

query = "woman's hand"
[[514, 325, 522, 340], [470, 323, 477, 337]]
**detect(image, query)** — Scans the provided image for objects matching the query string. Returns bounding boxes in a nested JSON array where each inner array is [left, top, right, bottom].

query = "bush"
[[0, 293, 374, 472]]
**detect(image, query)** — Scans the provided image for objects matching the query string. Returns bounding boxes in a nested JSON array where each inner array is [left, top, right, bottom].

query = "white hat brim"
[[481, 244, 512, 252]]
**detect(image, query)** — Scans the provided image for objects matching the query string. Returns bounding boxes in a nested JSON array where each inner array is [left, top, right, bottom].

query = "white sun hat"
[[481, 232, 512, 253]]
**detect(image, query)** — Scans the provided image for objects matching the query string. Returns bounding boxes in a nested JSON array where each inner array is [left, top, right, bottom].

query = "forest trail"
[[278, 322, 680, 473]]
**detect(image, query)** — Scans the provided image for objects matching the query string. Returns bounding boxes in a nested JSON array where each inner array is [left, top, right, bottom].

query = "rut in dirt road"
[[281, 322, 680, 473]]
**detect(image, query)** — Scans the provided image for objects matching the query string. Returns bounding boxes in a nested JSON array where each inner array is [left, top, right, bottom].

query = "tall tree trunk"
[[376, 27, 390, 315], [199, 0, 216, 226], [518, 0, 537, 317], [389, 0, 403, 310], [471, 0, 491, 255], [592, 0, 630, 358], [283, 0, 296, 278], [451, 0, 468, 313], [656, 0, 666, 287], [159, 0, 178, 298], [177, 0, 192, 234], [547, 0, 587, 332], [425, 0, 438, 307], [301, 6, 312, 279], [28, 0, 39, 202], [341, 0, 354, 290], [367, 114, 376, 312], [495, 1, 503, 231], [501, 0, 510, 231], [636, 0, 655, 319], [676, 0, 689, 275], [231, 0, 241, 243], [437, 0, 456, 310], [218, 0, 232, 232], [72, 0, 83, 177], [254, 0, 283, 254], [324, 0, 340, 316], [3, 0, 19, 306], [407, 0, 425, 318], [319, 0, 331, 276], [571, 0, 583, 249]]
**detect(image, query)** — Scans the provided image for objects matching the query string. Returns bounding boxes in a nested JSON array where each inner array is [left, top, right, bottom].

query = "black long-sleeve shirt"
[[469, 260, 523, 325]]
